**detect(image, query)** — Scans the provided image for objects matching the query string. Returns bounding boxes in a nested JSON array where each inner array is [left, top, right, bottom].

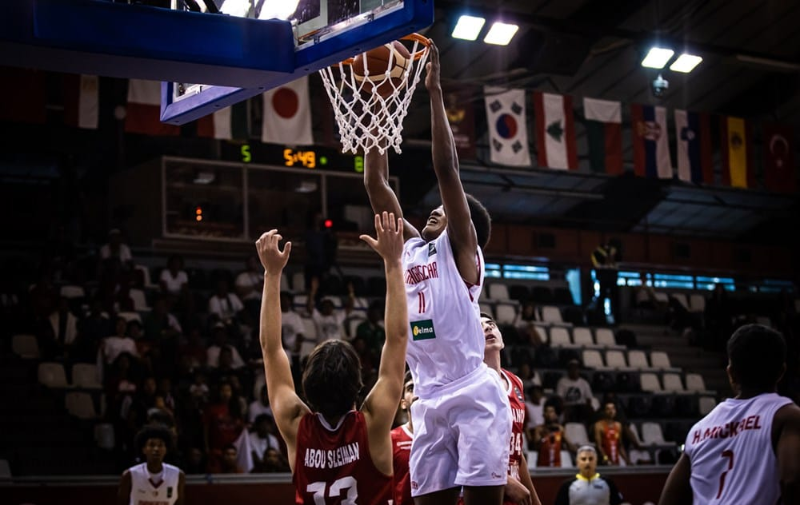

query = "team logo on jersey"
[[514, 386, 523, 402], [410, 319, 436, 341], [428, 243, 437, 257], [167, 487, 173, 498]]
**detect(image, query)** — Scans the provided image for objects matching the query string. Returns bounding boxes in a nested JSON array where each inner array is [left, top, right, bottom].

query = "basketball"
[[351, 41, 412, 98]]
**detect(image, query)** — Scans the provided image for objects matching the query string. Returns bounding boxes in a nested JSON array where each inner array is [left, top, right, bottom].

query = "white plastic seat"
[[72, 364, 102, 389], [689, 294, 706, 312], [653, 292, 669, 304], [479, 303, 494, 319], [629, 449, 653, 465], [495, 304, 517, 325], [291, 272, 305, 293], [595, 328, 615, 347], [549, 327, 571, 346], [560, 450, 574, 468], [628, 423, 642, 445], [118, 311, 142, 324], [699, 396, 716, 415], [528, 451, 538, 469], [12, 334, 39, 359], [541, 306, 563, 324], [94, 423, 116, 450], [641, 422, 666, 445], [685, 373, 707, 393], [662, 373, 685, 392], [628, 350, 650, 370], [671, 293, 690, 310], [488, 283, 510, 301], [60, 285, 86, 299], [38, 362, 69, 388], [605, 350, 628, 369], [640, 373, 662, 393], [534, 325, 549, 345], [565, 423, 591, 446], [280, 274, 290, 292], [134, 264, 153, 288], [650, 351, 672, 370], [582, 349, 604, 369], [129, 289, 149, 311], [65, 392, 97, 420], [572, 327, 594, 346]]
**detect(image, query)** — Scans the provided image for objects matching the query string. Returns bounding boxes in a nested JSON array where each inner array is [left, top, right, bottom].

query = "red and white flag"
[[261, 76, 313, 145], [763, 123, 795, 193], [534, 92, 578, 170], [63, 74, 99, 129], [125, 79, 179, 136]]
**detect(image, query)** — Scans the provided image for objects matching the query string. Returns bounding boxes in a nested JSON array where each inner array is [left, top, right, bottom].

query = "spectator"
[[79, 299, 113, 349], [248, 385, 273, 424], [206, 323, 246, 369], [524, 385, 546, 441], [208, 279, 245, 327], [532, 401, 577, 467], [592, 401, 631, 466], [203, 382, 245, 473], [102, 317, 140, 364], [356, 300, 386, 355], [279, 291, 304, 367], [591, 239, 621, 324], [235, 256, 263, 302], [306, 278, 354, 342], [184, 447, 206, 475], [515, 301, 546, 347], [142, 297, 183, 342], [518, 362, 542, 391], [219, 444, 244, 474], [259, 448, 290, 473], [180, 328, 208, 371], [249, 414, 280, 472], [159, 255, 188, 296], [554, 446, 623, 505], [100, 229, 133, 266], [189, 370, 210, 406], [556, 360, 595, 423], [45, 295, 79, 358]]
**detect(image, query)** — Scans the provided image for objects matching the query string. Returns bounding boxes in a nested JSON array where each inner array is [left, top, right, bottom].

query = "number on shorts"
[[418, 291, 426, 314], [716, 450, 734, 499], [307, 477, 358, 505]]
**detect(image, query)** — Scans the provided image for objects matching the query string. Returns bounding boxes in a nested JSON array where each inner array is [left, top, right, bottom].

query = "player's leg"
[[462, 485, 505, 505], [413, 487, 460, 505], [408, 396, 460, 504]]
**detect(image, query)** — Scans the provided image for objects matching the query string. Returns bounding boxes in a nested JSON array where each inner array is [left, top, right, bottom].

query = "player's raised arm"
[[359, 213, 408, 469], [255, 230, 310, 468], [364, 143, 420, 242]]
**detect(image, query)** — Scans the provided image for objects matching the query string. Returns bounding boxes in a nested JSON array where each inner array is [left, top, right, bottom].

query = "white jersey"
[[128, 462, 181, 505], [684, 393, 793, 505], [403, 230, 485, 399]]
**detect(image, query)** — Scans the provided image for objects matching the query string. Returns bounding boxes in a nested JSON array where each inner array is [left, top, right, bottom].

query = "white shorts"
[[408, 364, 511, 497]]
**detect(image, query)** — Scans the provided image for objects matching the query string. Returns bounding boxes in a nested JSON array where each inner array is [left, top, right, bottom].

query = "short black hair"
[[135, 424, 173, 453], [404, 369, 413, 385], [302, 340, 363, 421], [465, 194, 491, 249], [727, 324, 786, 390]]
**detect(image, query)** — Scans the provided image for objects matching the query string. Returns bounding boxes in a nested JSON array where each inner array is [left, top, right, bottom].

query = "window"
[[757, 279, 795, 294], [617, 271, 649, 287], [696, 276, 735, 291], [503, 264, 549, 281], [485, 263, 502, 279], [652, 273, 694, 289]]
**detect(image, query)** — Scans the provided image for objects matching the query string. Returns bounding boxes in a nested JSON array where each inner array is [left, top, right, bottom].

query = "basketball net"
[[319, 34, 430, 155]]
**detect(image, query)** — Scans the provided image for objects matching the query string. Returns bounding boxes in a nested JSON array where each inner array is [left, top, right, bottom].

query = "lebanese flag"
[[583, 97, 622, 175], [125, 79, 180, 136], [484, 87, 531, 167], [197, 101, 249, 140], [631, 104, 672, 179], [261, 76, 313, 145], [720, 116, 754, 188], [63, 74, 99, 130], [0, 67, 46, 124], [533, 92, 577, 170], [763, 123, 795, 193], [674, 110, 713, 184]]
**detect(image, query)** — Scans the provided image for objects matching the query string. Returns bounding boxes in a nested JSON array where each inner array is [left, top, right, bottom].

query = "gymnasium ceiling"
[[396, 0, 800, 241]]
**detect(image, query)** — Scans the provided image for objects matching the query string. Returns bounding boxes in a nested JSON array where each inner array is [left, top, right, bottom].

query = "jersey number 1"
[[716, 450, 734, 499], [307, 477, 357, 505], [417, 292, 426, 314]]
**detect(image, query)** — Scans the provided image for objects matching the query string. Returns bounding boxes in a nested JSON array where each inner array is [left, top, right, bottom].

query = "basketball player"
[[659, 324, 800, 505], [364, 39, 511, 505], [479, 314, 541, 505], [117, 424, 185, 505], [254, 212, 407, 505], [533, 402, 577, 468], [390, 371, 416, 505], [593, 402, 630, 466]]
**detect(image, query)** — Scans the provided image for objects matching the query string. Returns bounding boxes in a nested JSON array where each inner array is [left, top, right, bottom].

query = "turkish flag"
[[763, 123, 796, 193]]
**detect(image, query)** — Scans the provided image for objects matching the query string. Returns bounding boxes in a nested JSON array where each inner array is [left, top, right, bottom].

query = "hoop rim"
[[339, 33, 431, 66]]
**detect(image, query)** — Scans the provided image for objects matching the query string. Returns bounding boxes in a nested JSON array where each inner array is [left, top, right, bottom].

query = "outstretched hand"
[[360, 212, 404, 264], [255, 229, 292, 274], [424, 39, 440, 91]]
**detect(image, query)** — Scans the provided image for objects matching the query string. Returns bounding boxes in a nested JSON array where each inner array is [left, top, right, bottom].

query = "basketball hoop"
[[319, 34, 431, 155]]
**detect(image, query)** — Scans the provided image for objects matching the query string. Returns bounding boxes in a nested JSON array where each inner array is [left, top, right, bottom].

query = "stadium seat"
[[627, 396, 652, 417], [527, 451, 538, 470], [541, 306, 563, 324], [294, 294, 308, 310], [662, 373, 685, 392], [640, 373, 662, 393], [534, 324, 550, 344], [627, 350, 650, 370], [129, 289, 149, 311], [38, 362, 69, 388], [685, 373, 707, 393], [72, 364, 102, 389], [531, 286, 553, 304], [629, 449, 653, 465], [671, 293, 690, 310], [508, 285, 530, 303], [582, 350, 604, 369], [572, 327, 594, 346], [118, 311, 142, 324], [12, 334, 39, 359], [549, 327, 571, 346], [699, 396, 716, 415], [653, 292, 669, 304], [592, 372, 615, 392], [479, 303, 494, 319], [652, 395, 676, 417], [689, 294, 706, 312], [495, 304, 517, 325], [605, 350, 628, 369], [628, 423, 641, 445], [650, 351, 673, 370], [488, 283, 511, 301], [565, 423, 591, 446], [0, 459, 10, 480], [642, 422, 666, 445], [60, 285, 86, 299], [595, 328, 616, 347], [560, 450, 574, 468], [280, 274, 290, 292], [132, 265, 152, 288], [291, 272, 305, 292], [94, 423, 115, 450], [65, 392, 97, 420]]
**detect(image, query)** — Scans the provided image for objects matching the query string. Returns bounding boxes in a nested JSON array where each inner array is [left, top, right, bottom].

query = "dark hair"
[[302, 340, 363, 421], [727, 324, 786, 389], [404, 369, 413, 385], [544, 398, 561, 415], [465, 194, 491, 249], [135, 424, 173, 453]]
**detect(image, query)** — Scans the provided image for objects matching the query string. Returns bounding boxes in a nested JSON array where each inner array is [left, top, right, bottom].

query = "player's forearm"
[[429, 88, 459, 179], [260, 272, 284, 356], [383, 260, 408, 349]]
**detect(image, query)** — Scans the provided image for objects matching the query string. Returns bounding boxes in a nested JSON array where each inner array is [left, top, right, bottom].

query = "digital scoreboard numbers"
[[230, 143, 362, 173]]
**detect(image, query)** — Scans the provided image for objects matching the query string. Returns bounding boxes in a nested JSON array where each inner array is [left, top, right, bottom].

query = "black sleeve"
[[607, 478, 623, 505], [554, 479, 572, 505]]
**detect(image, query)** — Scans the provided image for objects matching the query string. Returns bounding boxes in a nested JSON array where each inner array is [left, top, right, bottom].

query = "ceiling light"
[[484, 22, 519, 46], [452, 15, 486, 41], [641, 47, 675, 69], [258, 0, 301, 20], [669, 54, 703, 73]]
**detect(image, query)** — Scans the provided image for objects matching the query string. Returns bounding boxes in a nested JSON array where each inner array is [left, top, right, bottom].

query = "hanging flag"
[[720, 116, 754, 188], [631, 104, 672, 179], [197, 101, 249, 140], [763, 123, 796, 193], [0, 67, 46, 124], [484, 87, 531, 167], [583, 97, 623, 175], [445, 88, 476, 160], [125, 79, 180, 136], [533, 92, 578, 170], [261, 76, 313, 145], [63, 74, 99, 130], [674, 110, 713, 184]]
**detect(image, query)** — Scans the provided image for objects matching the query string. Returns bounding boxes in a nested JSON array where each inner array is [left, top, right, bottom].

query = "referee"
[[554, 446, 623, 505]]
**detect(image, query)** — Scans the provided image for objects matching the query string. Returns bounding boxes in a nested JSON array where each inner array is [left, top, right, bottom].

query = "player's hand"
[[360, 212, 403, 264], [255, 230, 292, 274], [424, 39, 440, 91], [505, 478, 532, 505]]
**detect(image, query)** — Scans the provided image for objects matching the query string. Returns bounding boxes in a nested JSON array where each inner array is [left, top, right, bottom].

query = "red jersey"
[[390, 424, 413, 505], [502, 369, 526, 481], [537, 426, 564, 467], [599, 420, 621, 465], [293, 411, 392, 505]]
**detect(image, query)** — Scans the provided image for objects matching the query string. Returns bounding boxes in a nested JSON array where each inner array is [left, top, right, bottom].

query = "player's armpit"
[[657, 453, 692, 505]]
